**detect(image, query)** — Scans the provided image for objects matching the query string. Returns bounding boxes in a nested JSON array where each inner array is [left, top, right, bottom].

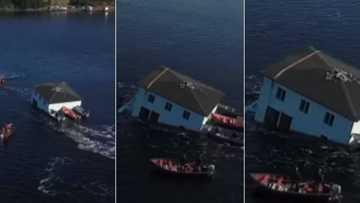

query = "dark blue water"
[[118, 0, 243, 109], [117, 0, 243, 202], [246, 1, 360, 202], [0, 13, 115, 202]]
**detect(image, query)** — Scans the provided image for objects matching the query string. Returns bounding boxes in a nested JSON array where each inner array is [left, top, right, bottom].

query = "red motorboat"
[[150, 158, 215, 178], [0, 78, 5, 87], [250, 173, 342, 203], [210, 113, 244, 130], [61, 106, 81, 120], [1, 122, 15, 144]]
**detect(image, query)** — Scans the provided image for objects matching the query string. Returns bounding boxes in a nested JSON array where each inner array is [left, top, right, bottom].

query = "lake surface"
[[117, 0, 243, 202], [0, 13, 115, 203], [246, 1, 360, 202]]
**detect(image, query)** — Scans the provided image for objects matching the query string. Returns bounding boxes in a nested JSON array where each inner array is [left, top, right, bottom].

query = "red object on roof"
[[211, 113, 243, 129]]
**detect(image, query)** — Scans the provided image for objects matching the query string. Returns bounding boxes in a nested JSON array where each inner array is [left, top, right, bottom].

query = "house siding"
[[255, 77, 353, 144], [131, 88, 212, 131], [32, 92, 49, 114], [32, 91, 81, 117], [48, 101, 82, 116], [351, 121, 360, 135]]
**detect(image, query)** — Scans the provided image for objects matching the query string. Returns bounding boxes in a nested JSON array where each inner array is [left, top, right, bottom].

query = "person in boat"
[[0, 78, 5, 86], [258, 174, 271, 185], [0, 127, 5, 140], [0, 122, 12, 142], [318, 168, 325, 183], [5, 123, 13, 132], [162, 160, 169, 170], [183, 163, 192, 173], [5, 123, 13, 129]]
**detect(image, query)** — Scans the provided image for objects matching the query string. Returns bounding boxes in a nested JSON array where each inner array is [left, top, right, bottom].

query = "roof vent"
[[53, 87, 63, 92], [180, 81, 196, 89], [326, 68, 354, 83]]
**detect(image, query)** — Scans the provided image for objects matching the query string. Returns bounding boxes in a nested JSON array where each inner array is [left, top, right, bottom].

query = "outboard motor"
[[318, 168, 325, 182], [333, 184, 342, 194], [208, 164, 216, 175], [329, 184, 343, 203]]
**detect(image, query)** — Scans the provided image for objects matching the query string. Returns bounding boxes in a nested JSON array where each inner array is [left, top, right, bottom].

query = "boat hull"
[[250, 173, 341, 203], [150, 158, 215, 179]]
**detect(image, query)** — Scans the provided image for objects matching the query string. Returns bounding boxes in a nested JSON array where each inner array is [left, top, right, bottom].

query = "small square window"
[[165, 102, 172, 111], [183, 111, 190, 120], [276, 87, 286, 101], [147, 94, 155, 103], [299, 99, 310, 114], [324, 112, 335, 126]]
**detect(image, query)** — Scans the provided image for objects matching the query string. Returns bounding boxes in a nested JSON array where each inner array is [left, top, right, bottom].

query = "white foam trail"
[[57, 124, 115, 160], [38, 156, 114, 197], [0, 72, 26, 80], [38, 156, 71, 196], [3, 86, 32, 99]]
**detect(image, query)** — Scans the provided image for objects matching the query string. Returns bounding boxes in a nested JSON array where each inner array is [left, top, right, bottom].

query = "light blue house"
[[129, 66, 224, 131], [255, 48, 360, 144]]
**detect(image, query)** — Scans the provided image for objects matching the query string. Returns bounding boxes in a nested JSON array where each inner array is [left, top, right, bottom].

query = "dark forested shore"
[[0, 0, 114, 12]]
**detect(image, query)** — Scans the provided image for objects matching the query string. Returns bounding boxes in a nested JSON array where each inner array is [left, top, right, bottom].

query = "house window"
[[147, 94, 155, 103], [164, 102, 173, 112], [276, 87, 286, 101], [183, 111, 191, 120], [324, 112, 335, 126], [299, 99, 310, 114]]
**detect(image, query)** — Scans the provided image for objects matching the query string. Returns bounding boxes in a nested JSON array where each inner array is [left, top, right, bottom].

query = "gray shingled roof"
[[35, 82, 81, 104], [138, 66, 224, 116], [263, 47, 360, 121]]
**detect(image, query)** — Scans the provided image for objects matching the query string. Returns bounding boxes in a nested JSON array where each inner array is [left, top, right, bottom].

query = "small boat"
[[0, 122, 15, 144], [73, 106, 90, 119], [250, 173, 342, 203], [210, 113, 244, 130], [150, 158, 215, 178], [0, 78, 5, 87], [61, 106, 81, 120]]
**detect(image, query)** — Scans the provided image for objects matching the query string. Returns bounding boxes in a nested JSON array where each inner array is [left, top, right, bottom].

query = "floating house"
[[129, 66, 224, 131], [255, 47, 360, 144], [32, 82, 82, 118]]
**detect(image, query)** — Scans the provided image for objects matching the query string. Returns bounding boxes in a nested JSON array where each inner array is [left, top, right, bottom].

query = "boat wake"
[[2, 86, 32, 100], [0, 72, 26, 81], [38, 156, 72, 196], [0, 71, 31, 99], [56, 123, 115, 160], [38, 156, 114, 197]]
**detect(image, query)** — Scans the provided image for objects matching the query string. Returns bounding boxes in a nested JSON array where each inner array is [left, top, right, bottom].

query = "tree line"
[[0, 0, 113, 9]]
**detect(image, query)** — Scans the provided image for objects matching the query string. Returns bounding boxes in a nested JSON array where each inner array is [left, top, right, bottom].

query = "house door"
[[149, 111, 160, 123], [278, 113, 292, 132], [264, 106, 280, 130], [139, 107, 150, 121]]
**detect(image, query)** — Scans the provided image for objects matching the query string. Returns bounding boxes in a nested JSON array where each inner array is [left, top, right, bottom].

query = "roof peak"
[[139, 66, 224, 115], [263, 47, 360, 120], [274, 49, 320, 79]]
